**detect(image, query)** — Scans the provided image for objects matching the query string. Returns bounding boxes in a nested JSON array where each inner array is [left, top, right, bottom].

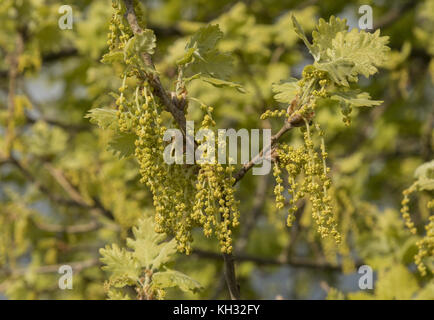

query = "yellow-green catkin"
[[106, 2, 242, 254], [400, 182, 418, 234], [193, 107, 240, 254], [400, 181, 433, 276], [273, 121, 340, 243], [414, 201, 434, 276]]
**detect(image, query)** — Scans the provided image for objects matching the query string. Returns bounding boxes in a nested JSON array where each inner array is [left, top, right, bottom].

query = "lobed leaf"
[[330, 90, 383, 107], [152, 269, 203, 293], [316, 29, 390, 86], [108, 131, 137, 159], [126, 217, 177, 270], [272, 78, 299, 104], [200, 76, 245, 93], [311, 16, 348, 61], [99, 244, 140, 288], [414, 160, 434, 191], [85, 108, 117, 129]]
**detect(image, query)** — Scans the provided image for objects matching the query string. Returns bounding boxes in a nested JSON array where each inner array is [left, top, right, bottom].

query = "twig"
[[34, 220, 100, 234], [121, 0, 243, 300], [123, 0, 187, 135], [212, 175, 269, 299], [222, 253, 240, 299], [44, 163, 89, 207], [193, 249, 363, 272], [5, 32, 24, 156], [236, 175, 269, 252], [8, 155, 117, 223], [233, 120, 295, 185]]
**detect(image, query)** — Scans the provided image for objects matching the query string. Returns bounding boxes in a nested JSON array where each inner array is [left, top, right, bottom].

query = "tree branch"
[[122, 0, 187, 135], [8, 155, 117, 223], [33, 220, 100, 234], [233, 119, 297, 185], [193, 249, 362, 272]]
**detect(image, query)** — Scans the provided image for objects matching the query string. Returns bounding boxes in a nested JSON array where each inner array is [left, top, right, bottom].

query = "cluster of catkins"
[[414, 208, 433, 276], [402, 184, 434, 276], [108, 1, 239, 254], [265, 67, 341, 243]]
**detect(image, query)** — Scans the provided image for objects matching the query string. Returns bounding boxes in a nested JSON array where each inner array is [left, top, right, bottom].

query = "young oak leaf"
[[316, 29, 390, 86], [126, 217, 177, 270], [177, 24, 224, 67], [187, 50, 234, 80], [101, 50, 124, 65], [187, 24, 223, 54], [85, 108, 117, 129], [107, 289, 132, 300], [180, 24, 239, 89], [108, 131, 137, 159], [375, 265, 420, 300], [272, 78, 299, 104], [152, 269, 203, 293], [292, 15, 390, 86], [311, 16, 348, 61], [123, 29, 157, 74], [330, 90, 383, 107], [124, 29, 156, 57], [314, 58, 355, 86], [414, 160, 434, 191], [200, 76, 245, 93], [100, 244, 141, 288], [291, 14, 317, 60]]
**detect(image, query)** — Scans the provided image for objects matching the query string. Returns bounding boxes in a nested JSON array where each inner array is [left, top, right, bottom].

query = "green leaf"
[[293, 16, 389, 86], [272, 78, 299, 104], [414, 160, 434, 180], [187, 24, 223, 54], [375, 265, 419, 299], [100, 244, 140, 288], [315, 29, 390, 86], [126, 217, 177, 270], [107, 289, 132, 300], [108, 131, 137, 159], [200, 76, 245, 93], [315, 58, 355, 86], [183, 24, 234, 80], [134, 30, 157, 55], [330, 90, 383, 107], [152, 269, 203, 293], [101, 50, 124, 65], [326, 287, 345, 300], [187, 49, 234, 80], [414, 160, 434, 191], [85, 108, 117, 129], [291, 15, 317, 60], [311, 16, 348, 61], [415, 282, 434, 300], [125, 29, 156, 57], [176, 47, 196, 65]]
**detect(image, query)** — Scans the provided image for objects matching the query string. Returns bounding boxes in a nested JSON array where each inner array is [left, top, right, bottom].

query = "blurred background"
[[0, 0, 433, 299]]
